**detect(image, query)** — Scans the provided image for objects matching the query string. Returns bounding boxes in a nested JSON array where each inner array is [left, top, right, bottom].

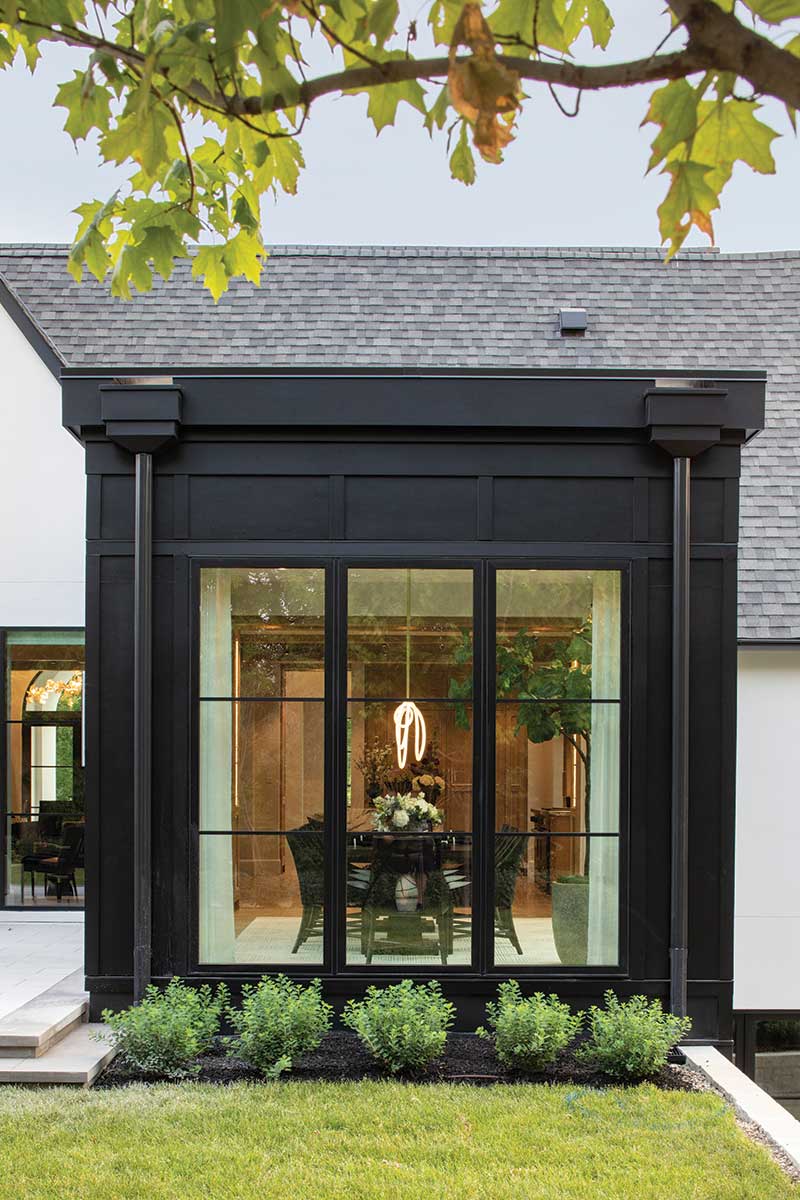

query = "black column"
[[669, 455, 691, 1019], [133, 452, 153, 1001], [647, 385, 724, 1022], [101, 384, 181, 1002]]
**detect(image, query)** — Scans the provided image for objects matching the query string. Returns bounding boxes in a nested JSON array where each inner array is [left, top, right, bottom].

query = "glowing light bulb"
[[393, 701, 426, 769]]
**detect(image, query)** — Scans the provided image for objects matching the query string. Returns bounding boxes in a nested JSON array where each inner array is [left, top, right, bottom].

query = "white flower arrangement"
[[372, 792, 443, 833]]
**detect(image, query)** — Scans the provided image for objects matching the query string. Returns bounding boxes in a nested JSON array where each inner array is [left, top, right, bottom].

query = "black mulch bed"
[[96, 1031, 697, 1091]]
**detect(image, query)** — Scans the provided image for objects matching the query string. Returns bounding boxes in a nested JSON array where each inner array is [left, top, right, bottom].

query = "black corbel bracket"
[[645, 387, 726, 459], [100, 384, 182, 453]]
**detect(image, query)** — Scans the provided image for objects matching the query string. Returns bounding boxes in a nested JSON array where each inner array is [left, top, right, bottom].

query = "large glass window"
[[346, 568, 474, 967], [198, 568, 326, 964], [3, 631, 85, 908], [494, 570, 621, 967], [195, 564, 622, 972]]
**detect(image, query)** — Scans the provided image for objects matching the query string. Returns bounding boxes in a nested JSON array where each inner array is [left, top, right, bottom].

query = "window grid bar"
[[199, 695, 325, 703]]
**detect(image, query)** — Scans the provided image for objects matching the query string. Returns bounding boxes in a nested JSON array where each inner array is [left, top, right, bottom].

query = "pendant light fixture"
[[394, 569, 427, 769]]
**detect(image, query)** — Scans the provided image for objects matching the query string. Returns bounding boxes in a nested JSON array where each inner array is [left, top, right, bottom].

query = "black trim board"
[[0, 271, 63, 380]]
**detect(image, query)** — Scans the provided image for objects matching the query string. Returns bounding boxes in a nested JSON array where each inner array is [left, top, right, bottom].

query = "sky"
[[0, 0, 798, 252]]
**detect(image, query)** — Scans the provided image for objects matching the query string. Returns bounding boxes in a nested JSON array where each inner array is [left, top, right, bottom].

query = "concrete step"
[[0, 1023, 115, 1086], [0, 969, 88, 1058]]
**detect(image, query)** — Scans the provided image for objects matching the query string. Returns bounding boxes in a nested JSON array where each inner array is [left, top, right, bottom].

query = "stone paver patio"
[[0, 911, 84, 1020]]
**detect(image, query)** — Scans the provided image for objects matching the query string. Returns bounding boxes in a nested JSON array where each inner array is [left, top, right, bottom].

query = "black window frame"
[[188, 556, 630, 981], [0, 625, 87, 912]]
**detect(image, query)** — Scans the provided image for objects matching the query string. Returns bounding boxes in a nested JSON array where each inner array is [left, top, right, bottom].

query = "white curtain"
[[587, 571, 621, 966], [199, 569, 236, 963]]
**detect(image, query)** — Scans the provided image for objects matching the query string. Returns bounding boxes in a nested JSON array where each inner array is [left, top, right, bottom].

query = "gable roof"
[[0, 242, 797, 642]]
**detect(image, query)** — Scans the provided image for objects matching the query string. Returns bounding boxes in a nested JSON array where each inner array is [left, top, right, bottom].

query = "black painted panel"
[[494, 478, 634, 542], [97, 556, 134, 976], [189, 476, 330, 539], [649, 478, 727, 543], [345, 477, 477, 540], [100, 475, 174, 540], [688, 560, 726, 983], [644, 562, 671, 982]]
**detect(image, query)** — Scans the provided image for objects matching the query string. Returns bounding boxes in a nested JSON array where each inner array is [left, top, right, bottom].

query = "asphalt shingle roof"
[[0, 242, 797, 641]]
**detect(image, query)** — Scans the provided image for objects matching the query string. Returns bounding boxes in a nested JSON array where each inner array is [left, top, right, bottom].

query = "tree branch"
[[21, 8, 800, 123], [16, 16, 705, 117], [667, 0, 800, 110], [258, 49, 703, 115]]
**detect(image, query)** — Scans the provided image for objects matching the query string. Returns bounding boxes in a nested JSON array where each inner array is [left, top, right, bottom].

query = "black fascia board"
[[738, 639, 800, 648], [61, 366, 766, 443], [0, 271, 64, 380]]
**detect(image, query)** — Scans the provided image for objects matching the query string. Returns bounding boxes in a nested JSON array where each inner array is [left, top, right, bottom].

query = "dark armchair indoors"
[[21, 821, 84, 903]]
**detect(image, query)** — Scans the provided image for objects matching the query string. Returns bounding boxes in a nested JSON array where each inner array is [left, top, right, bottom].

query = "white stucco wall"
[[0, 307, 84, 627], [735, 648, 800, 1010]]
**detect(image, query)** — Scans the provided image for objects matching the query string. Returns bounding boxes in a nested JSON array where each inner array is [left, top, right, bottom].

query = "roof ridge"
[[2, 242, 800, 261]]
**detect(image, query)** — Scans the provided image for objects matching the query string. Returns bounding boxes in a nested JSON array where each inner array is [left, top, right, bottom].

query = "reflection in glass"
[[493, 834, 619, 967], [495, 569, 620, 700], [495, 704, 620, 834], [347, 701, 472, 834], [346, 567, 474, 965], [346, 832, 472, 966], [755, 1019, 800, 1117], [199, 701, 324, 832], [198, 568, 326, 963], [199, 833, 324, 965], [3, 633, 85, 907], [493, 570, 621, 968], [200, 567, 325, 698], [347, 567, 473, 699]]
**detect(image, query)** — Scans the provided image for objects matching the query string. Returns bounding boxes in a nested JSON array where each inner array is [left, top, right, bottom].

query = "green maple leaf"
[[563, 0, 614, 48], [450, 121, 476, 185], [68, 194, 118, 282], [55, 70, 112, 141], [111, 243, 153, 299], [694, 98, 778, 177], [644, 79, 699, 171], [744, 1, 800, 21], [222, 231, 264, 286], [491, 0, 570, 54], [424, 86, 450, 135], [428, 0, 464, 46], [137, 225, 187, 280], [366, 0, 399, 45], [192, 244, 230, 302], [658, 159, 720, 256], [367, 77, 427, 133], [0, 30, 15, 67]]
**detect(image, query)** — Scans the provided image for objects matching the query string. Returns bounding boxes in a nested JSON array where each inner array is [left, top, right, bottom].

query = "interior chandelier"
[[393, 570, 427, 769]]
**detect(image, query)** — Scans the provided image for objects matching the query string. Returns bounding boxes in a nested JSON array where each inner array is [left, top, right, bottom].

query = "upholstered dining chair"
[[286, 822, 371, 953], [495, 827, 527, 955], [21, 821, 84, 903]]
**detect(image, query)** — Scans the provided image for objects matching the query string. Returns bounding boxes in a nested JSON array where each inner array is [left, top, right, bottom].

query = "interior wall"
[[735, 648, 800, 1010], [0, 308, 84, 626]]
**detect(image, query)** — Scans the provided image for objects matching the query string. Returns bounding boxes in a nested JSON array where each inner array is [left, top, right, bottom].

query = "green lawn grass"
[[0, 1081, 794, 1200]]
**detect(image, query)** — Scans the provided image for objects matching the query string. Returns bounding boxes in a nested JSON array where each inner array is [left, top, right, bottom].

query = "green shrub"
[[477, 981, 582, 1071], [576, 990, 692, 1080], [342, 980, 455, 1074], [100, 978, 228, 1079], [225, 975, 332, 1079]]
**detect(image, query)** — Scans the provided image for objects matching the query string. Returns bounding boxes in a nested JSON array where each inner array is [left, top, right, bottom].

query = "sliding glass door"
[[195, 562, 622, 974]]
